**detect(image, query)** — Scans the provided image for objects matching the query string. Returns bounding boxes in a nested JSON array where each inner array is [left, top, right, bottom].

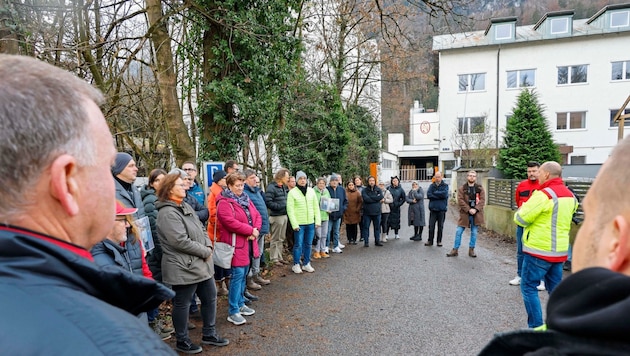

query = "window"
[[507, 69, 536, 88], [612, 61, 630, 80], [610, 109, 630, 127], [495, 23, 513, 40], [458, 73, 486, 92], [611, 11, 630, 28], [556, 111, 586, 130], [570, 156, 586, 165], [382, 159, 393, 169], [550, 18, 569, 34], [458, 116, 486, 134], [557, 65, 587, 85]]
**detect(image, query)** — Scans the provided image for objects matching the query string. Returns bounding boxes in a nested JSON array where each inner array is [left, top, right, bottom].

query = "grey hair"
[[242, 168, 256, 178], [0, 55, 104, 218], [316, 177, 327, 185]]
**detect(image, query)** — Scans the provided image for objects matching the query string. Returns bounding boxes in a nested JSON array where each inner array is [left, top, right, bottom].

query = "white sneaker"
[[332, 246, 343, 253], [324, 247, 330, 254], [395, 234, 400, 240], [302, 263, 315, 273], [382, 236, 388, 243], [537, 281, 546, 291], [509, 276, 521, 286], [292, 264, 303, 274], [338, 243, 345, 249]]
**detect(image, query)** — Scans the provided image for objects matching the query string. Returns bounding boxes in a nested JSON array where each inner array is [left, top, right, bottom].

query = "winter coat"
[[381, 188, 393, 213], [206, 183, 224, 245], [457, 183, 485, 227], [0, 225, 175, 355], [314, 187, 331, 221], [344, 188, 363, 224], [265, 182, 289, 216], [141, 185, 164, 281], [156, 200, 214, 286], [287, 186, 322, 227], [115, 178, 149, 277], [188, 180, 206, 207], [185, 191, 209, 225], [387, 184, 406, 229], [244, 183, 270, 235], [361, 185, 384, 216], [216, 193, 262, 268], [427, 181, 449, 212], [479, 268, 630, 356], [326, 185, 348, 220], [406, 188, 426, 227], [91, 239, 133, 274]]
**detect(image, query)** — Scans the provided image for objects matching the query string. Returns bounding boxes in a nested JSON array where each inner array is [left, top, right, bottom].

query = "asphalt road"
[[177, 201, 559, 356]]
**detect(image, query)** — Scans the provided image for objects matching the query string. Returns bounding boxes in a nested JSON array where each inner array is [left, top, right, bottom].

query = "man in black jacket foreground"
[[479, 136, 630, 355], [0, 55, 175, 355]]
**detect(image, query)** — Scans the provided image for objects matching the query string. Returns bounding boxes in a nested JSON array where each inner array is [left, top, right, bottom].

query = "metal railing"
[[399, 168, 433, 181]]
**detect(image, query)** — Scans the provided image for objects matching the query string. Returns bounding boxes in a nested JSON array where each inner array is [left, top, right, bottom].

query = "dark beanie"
[[112, 152, 133, 175], [213, 170, 227, 183]]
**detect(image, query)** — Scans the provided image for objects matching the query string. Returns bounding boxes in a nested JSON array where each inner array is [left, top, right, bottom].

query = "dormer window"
[[495, 23, 513, 40], [611, 11, 630, 28], [550, 18, 569, 34]]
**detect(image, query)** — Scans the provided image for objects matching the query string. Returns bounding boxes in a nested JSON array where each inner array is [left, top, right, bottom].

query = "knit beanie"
[[296, 171, 307, 180], [112, 152, 133, 176], [213, 170, 227, 183]]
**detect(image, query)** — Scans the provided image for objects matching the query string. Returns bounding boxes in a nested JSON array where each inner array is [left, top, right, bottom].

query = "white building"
[[431, 3, 630, 169]]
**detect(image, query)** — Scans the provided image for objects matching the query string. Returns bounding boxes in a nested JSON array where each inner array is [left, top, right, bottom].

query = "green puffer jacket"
[[314, 187, 330, 221], [287, 186, 322, 228]]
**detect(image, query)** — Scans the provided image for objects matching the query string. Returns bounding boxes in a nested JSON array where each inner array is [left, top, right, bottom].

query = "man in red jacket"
[[509, 162, 546, 291]]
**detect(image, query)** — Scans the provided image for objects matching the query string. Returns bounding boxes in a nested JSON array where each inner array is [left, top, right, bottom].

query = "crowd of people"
[[5, 55, 630, 355]]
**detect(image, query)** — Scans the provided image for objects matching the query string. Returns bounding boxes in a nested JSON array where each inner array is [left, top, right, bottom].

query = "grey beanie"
[[296, 171, 307, 180], [112, 152, 133, 175], [168, 168, 189, 178]]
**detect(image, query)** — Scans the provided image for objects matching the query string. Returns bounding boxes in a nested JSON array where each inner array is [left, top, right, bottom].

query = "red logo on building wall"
[[420, 121, 431, 134]]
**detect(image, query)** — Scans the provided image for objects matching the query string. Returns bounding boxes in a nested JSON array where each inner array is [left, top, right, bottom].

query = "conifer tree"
[[498, 89, 560, 179]]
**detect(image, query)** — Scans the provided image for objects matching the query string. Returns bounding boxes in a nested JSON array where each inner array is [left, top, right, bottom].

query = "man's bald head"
[[538, 161, 562, 184]]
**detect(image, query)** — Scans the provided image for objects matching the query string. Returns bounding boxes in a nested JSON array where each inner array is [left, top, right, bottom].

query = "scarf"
[[223, 189, 252, 224], [297, 184, 308, 196]]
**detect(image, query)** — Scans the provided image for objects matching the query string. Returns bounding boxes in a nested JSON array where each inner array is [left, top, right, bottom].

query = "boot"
[[446, 248, 458, 257], [216, 280, 228, 296], [469, 247, 477, 258], [313, 251, 321, 259], [253, 273, 271, 285], [247, 276, 262, 291]]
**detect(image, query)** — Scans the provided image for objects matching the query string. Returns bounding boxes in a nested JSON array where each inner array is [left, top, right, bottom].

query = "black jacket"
[[479, 267, 630, 355], [326, 185, 348, 220], [361, 185, 384, 216], [0, 225, 175, 355], [427, 181, 449, 212], [265, 182, 289, 216]]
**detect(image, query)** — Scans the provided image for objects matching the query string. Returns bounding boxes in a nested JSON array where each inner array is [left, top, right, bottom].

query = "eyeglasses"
[[115, 218, 127, 222], [176, 184, 187, 188], [183, 168, 196, 172]]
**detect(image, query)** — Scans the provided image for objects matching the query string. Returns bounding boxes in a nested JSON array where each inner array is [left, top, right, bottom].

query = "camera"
[[469, 200, 476, 208]]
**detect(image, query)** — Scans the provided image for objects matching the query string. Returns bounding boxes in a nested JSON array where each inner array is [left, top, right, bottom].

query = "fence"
[[399, 168, 433, 181], [486, 178, 591, 217]]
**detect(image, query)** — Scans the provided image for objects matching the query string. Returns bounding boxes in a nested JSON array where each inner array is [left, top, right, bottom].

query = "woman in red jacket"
[[216, 172, 262, 326]]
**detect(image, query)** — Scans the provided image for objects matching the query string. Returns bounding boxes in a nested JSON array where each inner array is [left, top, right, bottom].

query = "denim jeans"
[[361, 214, 381, 246], [315, 220, 329, 252], [327, 218, 341, 248], [293, 223, 315, 265], [516, 225, 524, 276], [172, 278, 218, 342], [453, 215, 477, 249], [520, 254, 563, 328], [428, 210, 446, 244], [228, 266, 247, 315]]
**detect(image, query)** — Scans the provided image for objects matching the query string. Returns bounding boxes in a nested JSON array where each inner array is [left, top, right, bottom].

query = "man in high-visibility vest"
[[514, 161, 577, 328]]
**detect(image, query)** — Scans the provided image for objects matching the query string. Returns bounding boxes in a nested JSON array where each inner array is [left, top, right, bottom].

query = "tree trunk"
[[145, 0, 194, 165]]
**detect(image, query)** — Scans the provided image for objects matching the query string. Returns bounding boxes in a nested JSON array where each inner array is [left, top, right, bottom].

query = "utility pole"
[[613, 95, 630, 141]]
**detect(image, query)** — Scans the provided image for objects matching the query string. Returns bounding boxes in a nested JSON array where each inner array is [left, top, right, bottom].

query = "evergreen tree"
[[498, 89, 560, 179]]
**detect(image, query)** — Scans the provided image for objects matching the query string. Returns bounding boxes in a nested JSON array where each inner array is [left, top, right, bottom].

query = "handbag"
[[212, 200, 236, 269]]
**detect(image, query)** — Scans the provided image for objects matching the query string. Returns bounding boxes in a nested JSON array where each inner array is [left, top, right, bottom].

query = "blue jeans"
[[228, 266, 247, 315], [327, 218, 341, 248], [520, 254, 563, 328], [293, 223, 315, 266], [361, 214, 381, 246], [453, 215, 478, 249], [516, 225, 524, 276]]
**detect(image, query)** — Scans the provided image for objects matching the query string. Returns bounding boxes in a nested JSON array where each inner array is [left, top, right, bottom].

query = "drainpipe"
[[496, 47, 500, 149]]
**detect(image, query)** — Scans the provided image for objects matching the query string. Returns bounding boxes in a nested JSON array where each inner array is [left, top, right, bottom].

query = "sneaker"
[[563, 260, 572, 271], [395, 234, 400, 240], [227, 313, 247, 325], [509, 276, 521, 286], [313, 251, 321, 259], [239, 305, 256, 316], [338, 243, 345, 249], [159, 319, 174, 334], [302, 263, 315, 273], [244, 290, 258, 301], [332, 247, 343, 253], [324, 247, 330, 254], [176, 340, 202, 354], [149, 321, 172, 340], [202, 334, 229, 347], [382, 236, 388, 242], [537, 281, 546, 291], [292, 264, 303, 274]]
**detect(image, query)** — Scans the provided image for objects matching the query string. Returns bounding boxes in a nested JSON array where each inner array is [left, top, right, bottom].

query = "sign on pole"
[[202, 161, 225, 194]]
